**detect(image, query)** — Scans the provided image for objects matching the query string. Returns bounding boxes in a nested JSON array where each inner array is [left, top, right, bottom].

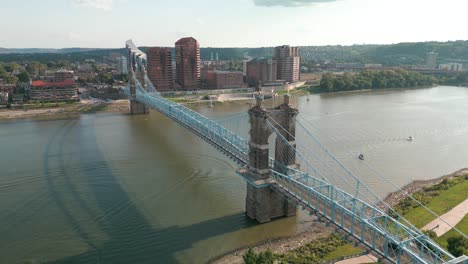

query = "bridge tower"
[[245, 93, 297, 223], [127, 45, 148, 115]]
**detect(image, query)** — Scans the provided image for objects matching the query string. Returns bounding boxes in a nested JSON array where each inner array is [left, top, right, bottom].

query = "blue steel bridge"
[[123, 40, 467, 264]]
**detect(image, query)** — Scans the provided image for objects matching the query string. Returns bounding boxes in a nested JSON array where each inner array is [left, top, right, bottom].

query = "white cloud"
[[73, 0, 114, 10], [254, 0, 337, 7]]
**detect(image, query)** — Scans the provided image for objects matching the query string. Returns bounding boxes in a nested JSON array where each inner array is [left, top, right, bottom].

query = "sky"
[[1, 0, 468, 48]]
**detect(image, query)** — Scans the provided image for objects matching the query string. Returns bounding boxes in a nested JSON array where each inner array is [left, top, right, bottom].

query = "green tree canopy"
[[320, 69, 437, 92]]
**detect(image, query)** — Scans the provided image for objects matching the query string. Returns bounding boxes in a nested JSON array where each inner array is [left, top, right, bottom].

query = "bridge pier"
[[129, 79, 148, 115], [245, 94, 297, 223]]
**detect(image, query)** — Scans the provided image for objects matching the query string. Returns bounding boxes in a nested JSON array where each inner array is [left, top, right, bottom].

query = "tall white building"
[[425, 52, 438, 69], [116, 56, 128, 75]]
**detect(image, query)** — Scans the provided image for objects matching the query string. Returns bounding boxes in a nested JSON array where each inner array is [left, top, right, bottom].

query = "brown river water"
[[0, 86, 467, 263]]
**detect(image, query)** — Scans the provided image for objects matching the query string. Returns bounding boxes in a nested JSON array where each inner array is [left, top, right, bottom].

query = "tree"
[[243, 249, 275, 264], [320, 72, 336, 92], [17, 71, 30, 83], [243, 249, 257, 264], [4, 62, 21, 72], [447, 236, 468, 257], [422, 230, 437, 240]]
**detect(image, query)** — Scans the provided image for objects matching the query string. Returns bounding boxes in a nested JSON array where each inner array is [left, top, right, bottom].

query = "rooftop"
[[32, 79, 75, 87]]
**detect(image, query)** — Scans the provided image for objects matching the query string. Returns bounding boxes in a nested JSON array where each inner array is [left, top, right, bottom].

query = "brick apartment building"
[[147, 47, 173, 91], [206, 70, 244, 89], [175, 37, 200, 90], [246, 58, 277, 86]]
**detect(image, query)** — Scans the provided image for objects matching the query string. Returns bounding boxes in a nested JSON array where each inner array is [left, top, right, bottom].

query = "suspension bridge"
[[123, 40, 467, 264]]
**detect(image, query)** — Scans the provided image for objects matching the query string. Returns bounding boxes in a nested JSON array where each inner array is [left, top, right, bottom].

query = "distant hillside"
[[0, 47, 106, 54], [1, 40, 468, 66]]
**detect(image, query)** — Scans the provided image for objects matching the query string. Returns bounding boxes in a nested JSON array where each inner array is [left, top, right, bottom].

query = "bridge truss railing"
[[124, 83, 249, 164], [269, 162, 452, 264]]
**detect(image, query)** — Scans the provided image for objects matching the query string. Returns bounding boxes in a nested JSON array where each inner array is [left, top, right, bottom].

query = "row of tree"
[[320, 70, 437, 92]]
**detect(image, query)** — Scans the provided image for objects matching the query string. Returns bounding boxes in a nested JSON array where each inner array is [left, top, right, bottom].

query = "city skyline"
[[1, 0, 468, 48]]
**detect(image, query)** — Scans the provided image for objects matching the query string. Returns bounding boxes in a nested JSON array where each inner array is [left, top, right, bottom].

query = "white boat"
[[407, 136, 413, 141]]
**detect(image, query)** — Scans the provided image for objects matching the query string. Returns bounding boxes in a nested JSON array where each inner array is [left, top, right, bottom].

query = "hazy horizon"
[[1, 0, 468, 49], [2, 39, 468, 50]]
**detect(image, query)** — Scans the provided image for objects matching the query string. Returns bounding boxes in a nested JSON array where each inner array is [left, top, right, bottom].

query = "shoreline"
[[210, 168, 468, 264], [380, 168, 468, 209], [0, 100, 129, 121], [209, 221, 334, 264]]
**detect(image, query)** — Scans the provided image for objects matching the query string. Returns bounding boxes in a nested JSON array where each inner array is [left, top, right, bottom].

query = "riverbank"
[[381, 168, 468, 209], [0, 100, 129, 120], [210, 222, 335, 264]]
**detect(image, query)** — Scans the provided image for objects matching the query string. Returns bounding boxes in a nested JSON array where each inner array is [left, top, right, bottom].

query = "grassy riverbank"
[[394, 172, 468, 251], [243, 234, 365, 264]]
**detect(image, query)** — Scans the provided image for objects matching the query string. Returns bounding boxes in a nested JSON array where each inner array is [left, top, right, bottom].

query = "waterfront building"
[[175, 37, 201, 90], [438, 62, 463, 71], [30, 70, 78, 101], [206, 70, 244, 89], [147, 47, 173, 91], [274, 45, 300, 83], [30, 80, 78, 101], [246, 58, 277, 87], [425, 52, 438, 69], [364, 63, 383, 68]]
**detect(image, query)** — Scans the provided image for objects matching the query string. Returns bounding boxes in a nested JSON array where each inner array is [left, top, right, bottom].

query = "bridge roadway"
[[123, 81, 467, 264]]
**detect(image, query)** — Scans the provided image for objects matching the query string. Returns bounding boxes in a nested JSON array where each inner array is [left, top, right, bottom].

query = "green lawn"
[[436, 215, 468, 248], [321, 243, 365, 262], [402, 179, 468, 229], [273, 234, 366, 263]]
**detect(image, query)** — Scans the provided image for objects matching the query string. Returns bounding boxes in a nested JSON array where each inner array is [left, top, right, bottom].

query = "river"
[[0, 86, 467, 263]]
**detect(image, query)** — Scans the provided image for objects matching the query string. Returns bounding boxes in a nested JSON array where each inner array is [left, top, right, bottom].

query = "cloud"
[[253, 0, 337, 7], [72, 0, 114, 10]]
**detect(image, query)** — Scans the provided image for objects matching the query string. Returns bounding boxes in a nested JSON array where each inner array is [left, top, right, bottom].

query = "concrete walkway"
[[335, 254, 378, 264], [422, 198, 468, 237]]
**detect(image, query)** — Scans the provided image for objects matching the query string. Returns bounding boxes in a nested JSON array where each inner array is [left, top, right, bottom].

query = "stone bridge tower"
[[127, 45, 148, 115], [244, 93, 297, 223]]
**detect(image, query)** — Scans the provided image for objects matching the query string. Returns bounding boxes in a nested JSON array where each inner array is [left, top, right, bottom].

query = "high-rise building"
[[175, 37, 200, 90], [274, 45, 300, 83], [425, 52, 438, 69], [147, 47, 173, 91], [246, 58, 277, 86], [116, 56, 128, 75]]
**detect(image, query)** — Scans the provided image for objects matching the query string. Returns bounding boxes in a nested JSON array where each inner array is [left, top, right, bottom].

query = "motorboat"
[[358, 154, 364, 160], [407, 136, 413, 141]]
